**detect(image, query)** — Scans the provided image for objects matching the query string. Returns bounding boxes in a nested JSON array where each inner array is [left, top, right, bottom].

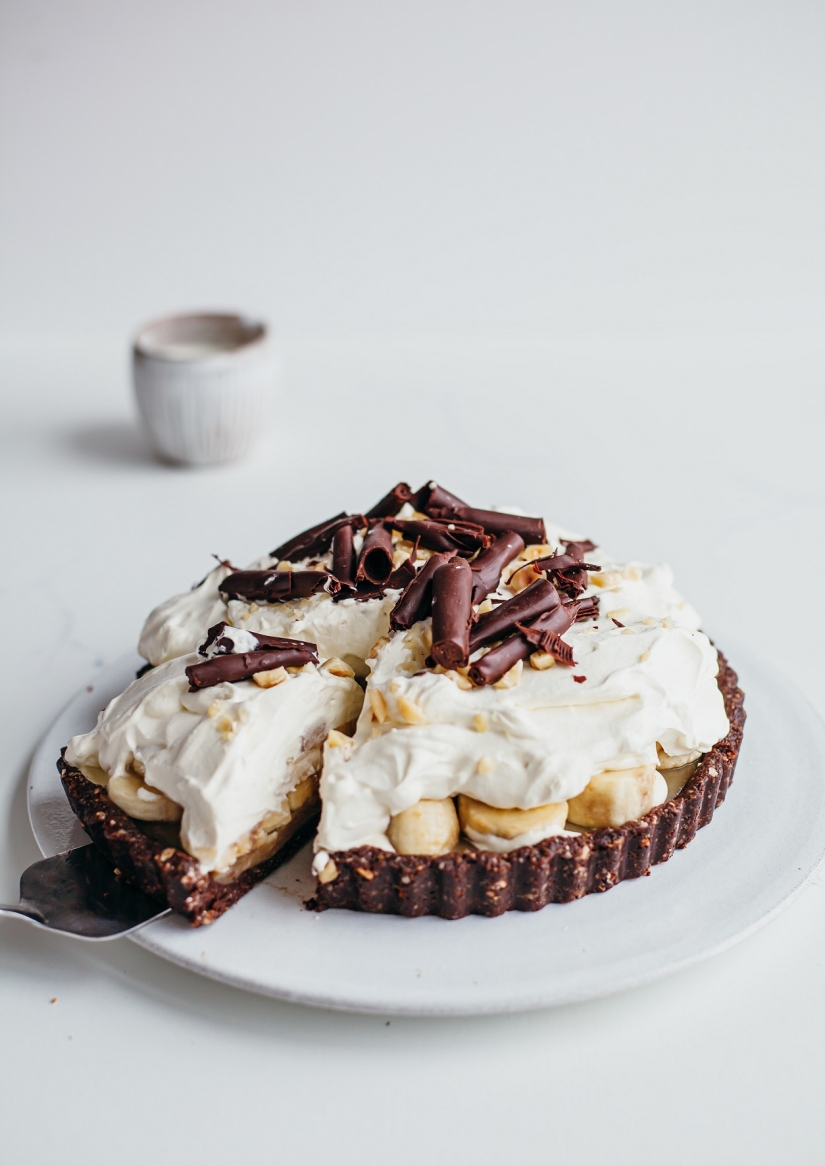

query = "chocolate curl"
[[570, 595, 599, 622], [333, 542, 419, 603], [219, 570, 339, 604], [270, 513, 365, 562], [332, 524, 356, 589], [387, 551, 417, 592], [564, 538, 597, 556], [515, 607, 576, 665], [470, 531, 525, 604], [468, 634, 532, 687], [413, 481, 468, 514], [186, 645, 319, 691], [391, 518, 490, 555], [531, 544, 601, 599], [356, 523, 395, 585], [469, 578, 560, 653], [431, 558, 474, 670], [430, 504, 546, 546], [364, 482, 414, 520], [199, 621, 317, 658], [390, 551, 456, 630]]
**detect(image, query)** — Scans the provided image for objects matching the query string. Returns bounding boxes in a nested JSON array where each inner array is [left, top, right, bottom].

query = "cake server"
[[0, 844, 169, 940]]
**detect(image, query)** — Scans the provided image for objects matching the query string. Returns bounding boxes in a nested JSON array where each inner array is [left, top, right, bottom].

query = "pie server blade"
[[0, 844, 170, 940]]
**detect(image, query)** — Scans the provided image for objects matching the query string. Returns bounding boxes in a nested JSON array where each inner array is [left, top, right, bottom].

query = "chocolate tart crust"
[[309, 649, 746, 918], [57, 755, 319, 927]]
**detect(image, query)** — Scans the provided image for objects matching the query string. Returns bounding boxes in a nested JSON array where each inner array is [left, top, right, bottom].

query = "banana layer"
[[65, 654, 362, 872]]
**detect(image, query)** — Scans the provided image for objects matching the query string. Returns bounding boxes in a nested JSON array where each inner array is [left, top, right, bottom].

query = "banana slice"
[[107, 773, 183, 822], [457, 795, 568, 842], [657, 745, 702, 770], [387, 798, 460, 855], [287, 774, 318, 812], [566, 765, 664, 829]]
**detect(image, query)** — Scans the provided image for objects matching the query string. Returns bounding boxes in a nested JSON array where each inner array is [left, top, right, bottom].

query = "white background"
[[1, 3, 824, 1162]]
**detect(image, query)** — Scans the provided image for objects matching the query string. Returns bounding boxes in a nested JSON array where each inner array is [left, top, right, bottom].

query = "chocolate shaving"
[[429, 504, 546, 546], [387, 552, 417, 592], [356, 523, 395, 586], [467, 634, 532, 687], [468, 598, 577, 685], [563, 538, 597, 556], [571, 595, 599, 622], [413, 481, 467, 513], [364, 482, 414, 520], [390, 518, 490, 555], [219, 570, 339, 604], [469, 578, 560, 653], [515, 606, 576, 664], [469, 531, 526, 604], [332, 524, 356, 589], [199, 621, 317, 658], [390, 551, 456, 630], [186, 644, 318, 690], [531, 553, 601, 574], [530, 541, 600, 599], [612, 617, 624, 628], [270, 513, 365, 562], [431, 558, 474, 670], [334, 547, 419, 604]]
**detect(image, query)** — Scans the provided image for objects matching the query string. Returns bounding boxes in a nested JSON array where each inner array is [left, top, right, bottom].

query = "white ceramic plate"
[[28, 647, 825, 1015]]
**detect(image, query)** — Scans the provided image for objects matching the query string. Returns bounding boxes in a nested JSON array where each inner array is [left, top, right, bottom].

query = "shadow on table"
[[63, 420, 157, 469]]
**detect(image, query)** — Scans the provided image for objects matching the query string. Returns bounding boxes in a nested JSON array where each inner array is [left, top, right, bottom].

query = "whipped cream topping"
[[133, 499, 729, 862], [315, 539, 729, 855], [138, 555, 400, 672], [65, 654, 363, 871]]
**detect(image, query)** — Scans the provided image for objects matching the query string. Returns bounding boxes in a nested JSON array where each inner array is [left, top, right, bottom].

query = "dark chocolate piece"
[[391, 518, 490, 555], [469, 603, 578, 686], [270, 513, 365, 562], [356, 523, 395, 585], [390, 551, 456, 630], [186, 643, 319, 690], [469, 578, 560, 652], [531, 552, 601, 574], [219, 570, 339, 604], [413, 481, 468, 514], [563, 538, 597, 556], [431, 558, 474, 670], [467, 633, 532, 686], [387, 552, 417, 592], [531, 543, 601, 599], [430, 504, 546, 545], [199, 621, 317, 658], [332, 524, 356, 589], [470, 531, 526, 604], [333, 546, 419, 604], [364, 482, 414, 520], [570, 595, 599, 622], [311, 650, 746, 918], [515, 607, 577, 665]]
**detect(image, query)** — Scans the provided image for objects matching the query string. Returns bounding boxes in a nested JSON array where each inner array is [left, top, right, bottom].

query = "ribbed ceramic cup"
[[133, 312, 278, 465]]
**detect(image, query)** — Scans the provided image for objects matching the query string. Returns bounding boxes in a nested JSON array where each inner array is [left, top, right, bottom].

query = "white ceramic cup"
[[133, 312, 278, 465]]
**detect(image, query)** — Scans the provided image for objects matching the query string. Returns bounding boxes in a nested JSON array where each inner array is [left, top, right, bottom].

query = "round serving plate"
[[28, 646, 825, 1016]]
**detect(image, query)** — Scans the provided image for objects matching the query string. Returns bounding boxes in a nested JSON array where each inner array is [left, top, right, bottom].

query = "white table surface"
[[2, 4, 824, 1163]]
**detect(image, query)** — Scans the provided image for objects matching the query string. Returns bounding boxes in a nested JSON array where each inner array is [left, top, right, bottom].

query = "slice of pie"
[[60, 630, 362, 924], [59, 480, 744, 924]]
